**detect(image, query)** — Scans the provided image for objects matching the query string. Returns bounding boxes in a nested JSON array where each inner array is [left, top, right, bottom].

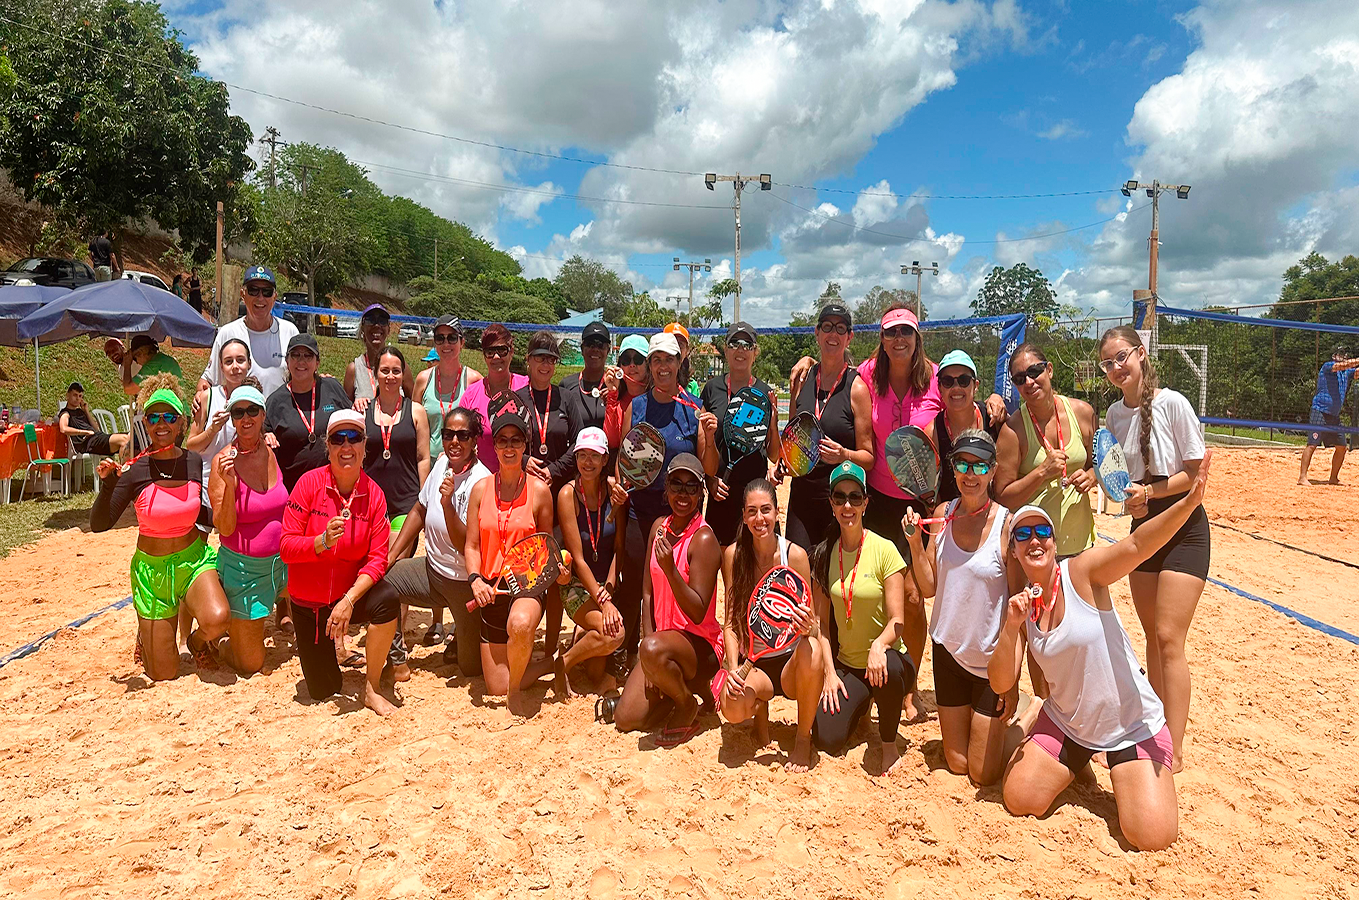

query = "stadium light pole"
[[704, 172, 771, 322], [673, 257, 712, 322], [1121, 179, 1190, 330], [667, 295, 687, 322], [900, 261, 939, 319]]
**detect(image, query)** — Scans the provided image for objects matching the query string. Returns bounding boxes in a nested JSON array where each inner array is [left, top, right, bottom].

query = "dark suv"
[[0, 257, 98, 289]]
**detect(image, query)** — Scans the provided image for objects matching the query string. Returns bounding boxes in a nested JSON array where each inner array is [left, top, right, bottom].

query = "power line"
[[768, 192, 1151, 245], [772, 182, 1118, 200]]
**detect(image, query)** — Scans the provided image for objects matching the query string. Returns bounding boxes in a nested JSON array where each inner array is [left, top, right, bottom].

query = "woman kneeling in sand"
[[717, 479, 824, 772], [989, 452, 1212, 851]]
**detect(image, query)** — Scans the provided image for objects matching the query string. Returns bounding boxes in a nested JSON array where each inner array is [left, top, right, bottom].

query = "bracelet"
[[469, 573, 487, 588], [319, 531, 333, 551]]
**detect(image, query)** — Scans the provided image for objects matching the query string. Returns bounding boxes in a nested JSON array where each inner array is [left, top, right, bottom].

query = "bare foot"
[[1329, 478, 1342, 485], [364, 683, 397, 717], [902, 692, 922, 723], [391, 663, 411, 683], [555, 656, 576, 698], [507, 690, 536, 719], [876, 739, 905, 777], [1298, 478, 1309, 486], [754, 702, 772, 748], [785, 734, 814, 773]]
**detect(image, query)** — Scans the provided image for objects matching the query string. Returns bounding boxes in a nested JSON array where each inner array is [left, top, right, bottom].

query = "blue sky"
[[174, 0, 1359, 324]]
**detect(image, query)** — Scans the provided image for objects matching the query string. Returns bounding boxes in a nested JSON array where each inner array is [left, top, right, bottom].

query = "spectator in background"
[[171, 273, 185, 300], [122, 335, 184, 397], [58, 381, 130, 457], [88, 231, 120, 281], [199, 266, 298, 398], [187, 272, 204, 316], [1299, 344, 1359, 485]]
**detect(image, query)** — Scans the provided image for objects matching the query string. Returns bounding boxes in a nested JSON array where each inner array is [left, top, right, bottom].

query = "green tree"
[[971, 263, 1057, 319], [555, 256, 634, 322], [0, 0, 254, 261], [856, 285, 918, 325], [613, 291, 671, 329]]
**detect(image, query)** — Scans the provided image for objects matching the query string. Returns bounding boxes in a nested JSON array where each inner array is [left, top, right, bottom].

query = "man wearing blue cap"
[[198, 265, 299, 398]]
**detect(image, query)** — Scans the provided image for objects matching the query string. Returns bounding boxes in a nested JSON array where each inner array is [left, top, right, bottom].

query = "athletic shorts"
[[931, 640, 1004, 717], [130, 538, 218, 620], [1025, 708, 1173, 773], [1131, 489, 1211, 580], [753, 651, 792, 698], [75, 432, 114, 456], [217, 545, 286, 620], [675, 630, 721, 686], [562, 577, 595, 620], [1308, 409, 1342, 447], [389, 514, 407, 536], [478, 593, 547, 645]]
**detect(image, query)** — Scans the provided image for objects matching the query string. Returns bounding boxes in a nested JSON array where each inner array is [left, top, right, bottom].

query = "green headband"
[[144, 388, 185, 415]]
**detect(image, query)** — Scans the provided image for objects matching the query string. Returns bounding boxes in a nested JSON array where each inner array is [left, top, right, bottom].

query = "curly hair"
[[135, 373, 184, 409]]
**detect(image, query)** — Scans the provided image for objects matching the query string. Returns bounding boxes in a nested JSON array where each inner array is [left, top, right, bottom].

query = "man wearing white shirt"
[[198, 265, 298, 398]]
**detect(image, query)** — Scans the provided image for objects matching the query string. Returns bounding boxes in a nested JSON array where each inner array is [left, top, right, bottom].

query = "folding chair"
[[14, 423, 71, 501]]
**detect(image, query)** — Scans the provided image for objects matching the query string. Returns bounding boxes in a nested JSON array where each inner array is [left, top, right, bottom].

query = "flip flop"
[[594, 696, 619, 725], [655, 722, 702, 748], [339, 651, 366, 668], [422, 623, 445, 646]]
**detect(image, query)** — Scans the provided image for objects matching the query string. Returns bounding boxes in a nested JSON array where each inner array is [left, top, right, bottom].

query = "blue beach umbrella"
[[0, 283, 75, 413]]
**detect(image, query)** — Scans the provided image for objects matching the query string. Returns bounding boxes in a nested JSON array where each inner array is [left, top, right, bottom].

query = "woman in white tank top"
[[904, 429, 1015, 786], [717, 478, 823, 773], [988, 451, 1213, 851]]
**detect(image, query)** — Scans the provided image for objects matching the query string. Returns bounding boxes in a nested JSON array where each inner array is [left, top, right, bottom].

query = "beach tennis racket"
[[779, 411, 822, 478], [1092, 427, 1133, 503], [466, 532, 564, 610], [719, 385, 772, 486], [617, 422, 666, 493], [885, 425, 940, 502], [711, 566, 812, 704]]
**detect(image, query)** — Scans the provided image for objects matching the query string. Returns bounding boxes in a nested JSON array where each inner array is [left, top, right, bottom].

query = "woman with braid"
[[1098, 326, 1208, 773]]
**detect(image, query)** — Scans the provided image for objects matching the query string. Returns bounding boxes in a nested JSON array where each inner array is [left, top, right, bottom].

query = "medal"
[[340, 508, 352, 520], [292, 384, 318, 445], [529, 385, 554, 459], [383, 449, 392, 460], [540, 443, 548, 456], [226, 446, 238, 461]]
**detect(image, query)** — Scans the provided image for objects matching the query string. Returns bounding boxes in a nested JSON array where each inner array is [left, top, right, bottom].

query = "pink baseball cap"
[[572, 427, 610, 456], [881, 308, 919, 332]]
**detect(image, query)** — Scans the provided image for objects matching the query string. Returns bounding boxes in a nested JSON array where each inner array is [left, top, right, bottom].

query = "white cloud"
[[1036, 119, 1087, 140], [499, 182, 564, 225]]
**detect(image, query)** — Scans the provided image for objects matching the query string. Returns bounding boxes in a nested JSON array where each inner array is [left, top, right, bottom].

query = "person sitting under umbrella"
[[58, 381, 130, 458], [121, 335, 183, 398]]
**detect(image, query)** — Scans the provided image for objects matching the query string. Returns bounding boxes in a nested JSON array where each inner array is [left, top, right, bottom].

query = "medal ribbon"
[[292, 384, 317, 439], [837, 530, 865, 622], [1026, 396, 1067, 485]]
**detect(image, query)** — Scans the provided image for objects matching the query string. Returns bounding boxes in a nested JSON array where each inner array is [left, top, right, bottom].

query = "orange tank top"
[[478, 471, 535, 576]]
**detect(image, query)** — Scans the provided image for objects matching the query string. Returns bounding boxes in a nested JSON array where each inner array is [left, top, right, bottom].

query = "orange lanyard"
[[1029, 564, 1062, 625], [944, 404, 983, 446], [1026, 396, 1067, 484], [578, 482, 604, 562], [292, 384, 317, 441], [837, 531, 865, 621], [436, 366, 461, 420]]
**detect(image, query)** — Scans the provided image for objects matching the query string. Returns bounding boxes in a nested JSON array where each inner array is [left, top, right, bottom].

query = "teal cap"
[[828, 460, 867, 490], [227, 385, 267, 409], [618, 334, 650, 358], [937, 349, 977, 376], [423, 347, 440, 362]]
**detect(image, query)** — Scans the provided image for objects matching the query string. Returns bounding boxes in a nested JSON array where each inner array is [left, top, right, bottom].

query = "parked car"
[[0, 257, 97, 289], [398, 322, 423, 344], [336, 316, 360, 339], [280, 291, 312, 333], [121, 270, 172, 292]]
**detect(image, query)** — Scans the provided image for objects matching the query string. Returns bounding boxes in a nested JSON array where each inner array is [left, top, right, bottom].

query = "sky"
[[168, 0, 1359, 326]]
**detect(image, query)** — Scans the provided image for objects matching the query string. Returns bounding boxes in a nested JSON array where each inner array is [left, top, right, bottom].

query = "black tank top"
[[574, 484, 616, 582], [364, 397, 421, 514], [792, 363, 859, 501], [932, 401, 1001, 503]]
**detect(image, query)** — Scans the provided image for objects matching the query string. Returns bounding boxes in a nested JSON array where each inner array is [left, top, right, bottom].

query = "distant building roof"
[[557, 307, 614, 329]]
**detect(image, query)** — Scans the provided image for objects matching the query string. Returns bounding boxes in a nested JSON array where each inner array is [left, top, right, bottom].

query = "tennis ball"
[[560, 549, 573, 568]]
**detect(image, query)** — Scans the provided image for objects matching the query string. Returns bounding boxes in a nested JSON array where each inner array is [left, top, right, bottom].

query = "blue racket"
[[1093, 427, 1132, 502]]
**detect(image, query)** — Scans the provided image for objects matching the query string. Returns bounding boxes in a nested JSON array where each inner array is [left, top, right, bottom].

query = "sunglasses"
[[952, 459, 992, 475], [1098, 346, 1137, 373], [494, 435, 525, 449], [666, 478, 703, 496], [484, 346, 511, 359], [618, 352, 645, 366], [938, 373, 975, 389], [434, 332, 461, 344], [287, 349, 317, 360], [1010, 362, 1048, 385], [727, 339, 755, 351], [230, 404, 263, 420], [245, 285, 275, 298], [442, 428, 474, 442], [830, 489, 866, 506], [328, 429, 365, 446], [583, 338, 609, 349], [145, 411, 180, 425], [1012, 523, 1054, 543], [882, 325, 915, 339], [818, 321, 850, 335]]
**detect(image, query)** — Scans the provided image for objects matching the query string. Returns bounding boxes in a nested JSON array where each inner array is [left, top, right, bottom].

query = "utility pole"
[[667, 296, 687, 322], [1121, 179, 1190, 331], [899, 261, 938, 319], [673, 257, 712, 321], [261, 127, 281, 190], [214, 201, 224, 322], [434, 237, 437, 281], [704, 172, 771, 321]]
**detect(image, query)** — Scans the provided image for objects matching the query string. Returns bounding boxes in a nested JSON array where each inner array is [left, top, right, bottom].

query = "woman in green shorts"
[[207, 385, 288, 675], [555, 427, 626, 696], [91, 377, 230, 681]]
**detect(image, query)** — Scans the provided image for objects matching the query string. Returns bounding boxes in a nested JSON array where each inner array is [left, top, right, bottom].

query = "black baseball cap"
[[288, 333, 319, 356], [67, 381, 85, 393], [435, 315, 462, 335], [491, 410, 529, 438], [726, 321, 758, 343], [818, 304, 852, 327], [130, 335, 158, 353], [581, 321, 610, 346]]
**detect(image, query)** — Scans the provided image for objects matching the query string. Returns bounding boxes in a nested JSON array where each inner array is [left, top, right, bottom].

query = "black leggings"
[[785, 479, 829, 551], [616, 514, 657, 656], [292, 590, 400, 701], [862, 486, 927, 565], [813, 649, 915, 755]]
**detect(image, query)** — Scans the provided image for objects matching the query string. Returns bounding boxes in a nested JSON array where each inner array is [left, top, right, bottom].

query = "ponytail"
[[1099, 325, 1159, 476]]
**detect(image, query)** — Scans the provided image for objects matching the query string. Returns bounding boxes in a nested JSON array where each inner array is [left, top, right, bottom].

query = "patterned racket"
[[1092, 427, 1132, 502], [780, 411, 822, 477], [719, 385, 772, 486], [711, 566, 812, 704], [617, 422, 666, 494], [465, 532, 563, 610], [885, 425, 940, 502]]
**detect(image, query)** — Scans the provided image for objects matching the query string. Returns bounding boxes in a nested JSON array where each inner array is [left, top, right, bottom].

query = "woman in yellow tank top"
[[996, 344, 1098, 557]]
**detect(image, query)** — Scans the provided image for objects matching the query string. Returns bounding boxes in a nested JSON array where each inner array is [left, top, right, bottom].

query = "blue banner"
[[994, 315, 1027, 413]]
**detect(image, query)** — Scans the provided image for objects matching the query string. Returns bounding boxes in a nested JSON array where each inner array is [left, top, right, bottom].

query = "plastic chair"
[[93, 408, 119, 434], [11, 423, 71, 501], [117, 404, 132, 433]]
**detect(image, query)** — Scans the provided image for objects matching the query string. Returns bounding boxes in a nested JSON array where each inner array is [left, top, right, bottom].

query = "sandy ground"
[[1, 447, 1357, 900]]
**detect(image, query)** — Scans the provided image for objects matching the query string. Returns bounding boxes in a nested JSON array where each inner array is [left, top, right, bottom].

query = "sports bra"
[[91, 451, 207, 539]]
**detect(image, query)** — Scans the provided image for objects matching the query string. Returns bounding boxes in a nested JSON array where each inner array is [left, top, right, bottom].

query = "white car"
[[122, 270, 172, 292], [336, 317, 360, 339]]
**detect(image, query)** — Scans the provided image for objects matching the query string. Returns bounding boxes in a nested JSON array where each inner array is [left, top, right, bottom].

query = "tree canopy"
[[0, 0, 254, 260], [971, 263, 1058, 319]]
